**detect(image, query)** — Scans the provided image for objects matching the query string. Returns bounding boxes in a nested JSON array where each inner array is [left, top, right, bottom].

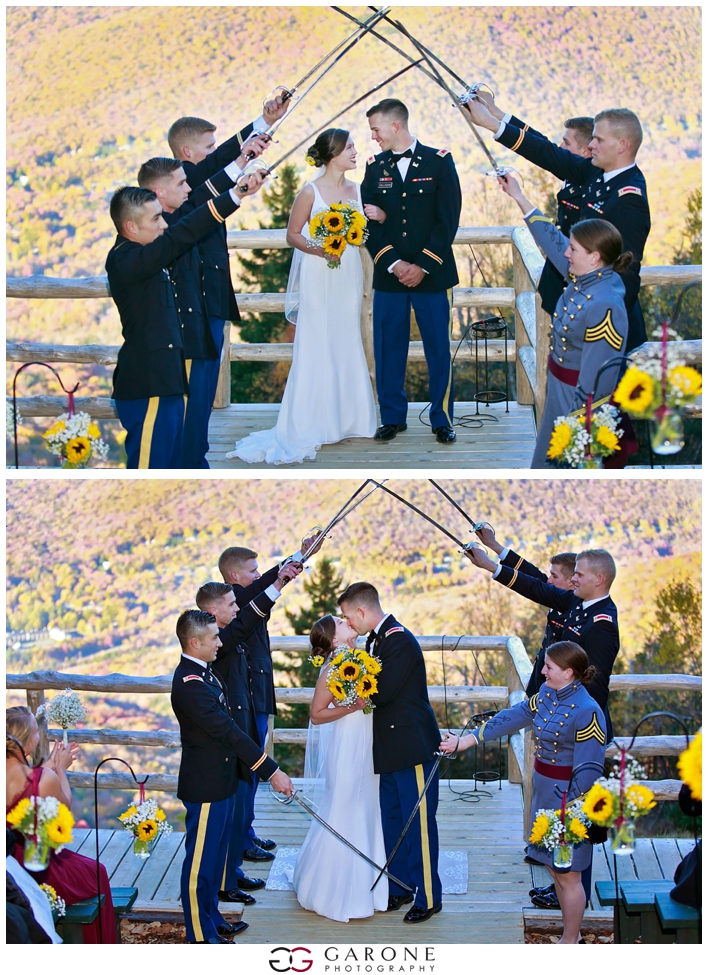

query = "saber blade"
[[427, 480, 490, 533]]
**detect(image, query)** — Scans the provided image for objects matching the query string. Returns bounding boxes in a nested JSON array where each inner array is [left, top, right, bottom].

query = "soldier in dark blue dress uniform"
[[106, 176, 263, 468], [338, 583, 442, 924], [464, 98, 651, 351], [171, 610, 293, 943], [361, 99, 462, 445]]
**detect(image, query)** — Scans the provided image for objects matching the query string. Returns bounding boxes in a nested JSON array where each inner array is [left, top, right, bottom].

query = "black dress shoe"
[[374, 423, 407, 441], [243, 845, 275, 862], [254, 836, 276, 851], [403, 903, 442, 924], [432, 425, 456, 444], [217, 921, 249, 937], [237, 875, 266, 891], [218, 888, 257, 905], [530, 889, 560, 910], [387, 893, 414, 912], [528, 882, 555, 898]]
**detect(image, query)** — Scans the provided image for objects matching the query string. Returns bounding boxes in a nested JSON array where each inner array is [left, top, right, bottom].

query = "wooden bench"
[[595, 880, 674, 943], [55, 895, 103, 944], [111, 886, 139, 942], [654, 891, 700, 944]]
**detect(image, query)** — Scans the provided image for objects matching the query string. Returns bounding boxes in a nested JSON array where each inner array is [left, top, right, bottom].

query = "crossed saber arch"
[[273, 479, 502, 893]]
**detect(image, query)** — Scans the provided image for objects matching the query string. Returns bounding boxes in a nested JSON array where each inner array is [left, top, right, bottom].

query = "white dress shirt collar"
[[181, 653, 207, 668]]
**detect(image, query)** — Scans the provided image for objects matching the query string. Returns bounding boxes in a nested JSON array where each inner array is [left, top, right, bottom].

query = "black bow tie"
[[392, 148, 413, 160], [365, 631, 376, 651]]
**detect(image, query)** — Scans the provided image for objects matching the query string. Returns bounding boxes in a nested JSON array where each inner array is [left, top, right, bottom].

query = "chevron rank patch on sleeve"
[[528, 693, 538, 713], [585, 309, 624, 350], [618, 186, 642, 197], [575, 713, 606, 744]]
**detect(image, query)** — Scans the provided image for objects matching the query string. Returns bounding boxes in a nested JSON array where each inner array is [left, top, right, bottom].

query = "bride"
[[293, 615, 388, 922], [227, 129, 377, 465]]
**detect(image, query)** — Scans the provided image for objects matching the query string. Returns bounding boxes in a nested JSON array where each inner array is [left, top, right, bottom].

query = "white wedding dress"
[[227, 181, 377, 465], [293, 705, 388, 922]]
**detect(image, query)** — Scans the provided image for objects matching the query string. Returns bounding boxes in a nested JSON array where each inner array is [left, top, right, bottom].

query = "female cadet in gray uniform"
[[440, 641, 606, 945], [498, 175, 631, 468]]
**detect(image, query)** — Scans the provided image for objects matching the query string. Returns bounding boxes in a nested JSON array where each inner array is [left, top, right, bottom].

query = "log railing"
[[6, 227, 701, 429], [6, 636, 699, 834]]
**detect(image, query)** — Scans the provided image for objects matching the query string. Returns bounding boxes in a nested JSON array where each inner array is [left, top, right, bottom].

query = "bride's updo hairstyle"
[[545, 641, 596, 685], [306, 128, 349, 168], [309, 615, 337, 661]]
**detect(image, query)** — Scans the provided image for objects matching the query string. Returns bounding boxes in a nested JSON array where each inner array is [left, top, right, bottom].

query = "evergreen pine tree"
[[231, 163, 301, 403]]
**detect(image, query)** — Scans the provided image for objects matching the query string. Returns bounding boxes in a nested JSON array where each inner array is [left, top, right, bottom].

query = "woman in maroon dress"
[[6, 706, 117, 943]]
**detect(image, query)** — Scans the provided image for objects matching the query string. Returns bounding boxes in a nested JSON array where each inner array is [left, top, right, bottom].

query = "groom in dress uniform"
[[171, 610, 293, 943], [338, 582, 442, 924], [361, 98, 462, 445]]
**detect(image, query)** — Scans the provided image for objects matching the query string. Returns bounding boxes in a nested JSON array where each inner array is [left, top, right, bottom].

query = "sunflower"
[[46, 806, 74, 846], [155, 809, 166, 821], [310, 654, 325, 668], [346, 225, 364, 246], [308, 213, 324, 236], [137, 819, 159, 842], [305, 154, 317, 167], [44, 420, 66, 439], [329, 203, 347, 211], [323, 235, 346, 258], [87, 423, 101, 439], [355, 675, 378, 698], [119, 805, 138, 821], [323, 211, 345, 233], [331, 652, 344, 667], [668, 365, 702, 398], [582, 783, 615, 824], [547, 422, 572, 460], [568, 817, 588, 841], [65, 437, 91, 465], [6, 797, 31, 827], [338, 660, 362, 681], [350, 210, 367, 231], [595, 425, 620, 452], [329, 680, 347, 701], [613, 366, 655, 415], [677, 731, 702, 801], [529, 813, 549, 845], [625, 783, 656, 812], [364, 656, 382, 675]]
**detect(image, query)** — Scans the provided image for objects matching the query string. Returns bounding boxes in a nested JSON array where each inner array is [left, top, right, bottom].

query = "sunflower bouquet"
[[547, 403, 623, 468], [325, 645, 382, 713], [582, 754, 656, 854], [43, 410, 109, 468], [37, 688, 86, 746], [308, 202, 368, 269], [6, 795, 75, 871], [528, 802, 591, 868], [40, 883, 67, 918], [613, 330, 702, 420], [118, 797, 172, 858]]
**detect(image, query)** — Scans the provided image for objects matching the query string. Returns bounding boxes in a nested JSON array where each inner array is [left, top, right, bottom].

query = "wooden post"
[[534, 292, 552, 421], [359, 248, 377, 400], [266, 714, 275, 759], [26, 689, 50, 762], [511, 242, 535, 406], [506, 663, 524, 786], [212, 323, 231, 409]]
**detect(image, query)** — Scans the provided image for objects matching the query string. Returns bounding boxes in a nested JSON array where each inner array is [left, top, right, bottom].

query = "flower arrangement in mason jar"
[[118, 797, 173, 859], [547, 403, 623, 469], [43, 411, 109, 468], [6, 795, 75, 871], [582, 753, 656, 854], [528, 801, 591, 868]]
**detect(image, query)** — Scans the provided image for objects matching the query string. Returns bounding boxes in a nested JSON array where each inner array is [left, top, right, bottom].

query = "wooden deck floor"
[[206, 401, 536, 469], [69, 781, 692, 943]]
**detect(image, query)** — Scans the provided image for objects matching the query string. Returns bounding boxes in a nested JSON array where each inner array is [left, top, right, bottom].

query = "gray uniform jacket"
[[525, 208, 628, 468], [469, 681, 606, 870]]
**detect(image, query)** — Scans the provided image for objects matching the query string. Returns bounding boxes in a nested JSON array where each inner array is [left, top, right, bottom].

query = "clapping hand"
[[47, 740, 79, 771]]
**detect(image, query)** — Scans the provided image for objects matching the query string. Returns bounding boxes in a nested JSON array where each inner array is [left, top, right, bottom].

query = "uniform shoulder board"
[[593, 614, 614, 623], [384, 626, 405, 637], [367, 155, 376, 165], [183, 674, 204, 683], [528, 693, 538, 713], [436, 148, 450, 157], [575, 712, 606, 745], [584, 309, 624, 351], [618, 186, 642, 197]]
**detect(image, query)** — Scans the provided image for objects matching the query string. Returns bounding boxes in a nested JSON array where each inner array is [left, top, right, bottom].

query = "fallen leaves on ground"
[[525, 932, 614, 944], [121, 921, 186, 944]]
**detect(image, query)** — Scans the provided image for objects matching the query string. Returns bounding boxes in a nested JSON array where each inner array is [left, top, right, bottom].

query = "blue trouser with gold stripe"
[[115, 395, 183, 469], [379, 761, 442, 910], [223, 778, 251, 888], [181, 796, 235, 942], [245, 711, 270, 850], [373, 290, 453, 429], [182, 318, 224, 469]]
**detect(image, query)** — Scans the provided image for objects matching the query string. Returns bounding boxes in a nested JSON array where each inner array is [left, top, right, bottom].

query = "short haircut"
[[195, 581, 233, 611], [550, 552, 577, 577], [176, 608, 216, 650], [138, 156, 183, 188], [594, 108, 643, 153], [576, 548, 616, 588], [366, 98, 409, 126], [564, 116, 594, 147], [338, 582, 381, 610], [218, 546, 258, 581], [109, 186, 157, 234], [168, 116, 216, 157]]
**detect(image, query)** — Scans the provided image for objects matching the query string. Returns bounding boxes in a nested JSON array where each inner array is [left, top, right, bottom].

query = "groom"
[[361, 98, 462, 445], [338, 582, 442, 923]]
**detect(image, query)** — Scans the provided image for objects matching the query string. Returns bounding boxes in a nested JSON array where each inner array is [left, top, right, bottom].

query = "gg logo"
[[269, 947, 313, 973]]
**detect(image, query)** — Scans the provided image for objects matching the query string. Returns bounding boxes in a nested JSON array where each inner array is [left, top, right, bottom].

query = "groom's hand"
[[270, 769, 294, 797], [397, 263, 425, 288]]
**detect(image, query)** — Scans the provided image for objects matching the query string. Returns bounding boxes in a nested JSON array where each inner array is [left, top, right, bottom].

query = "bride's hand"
[[363, 204, 386, 223], [349, 698, 368, 711]]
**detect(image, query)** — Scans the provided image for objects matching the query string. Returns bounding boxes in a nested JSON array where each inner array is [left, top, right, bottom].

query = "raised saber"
[[272, 788, 414, 893], [298, 480, 386, 566]]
